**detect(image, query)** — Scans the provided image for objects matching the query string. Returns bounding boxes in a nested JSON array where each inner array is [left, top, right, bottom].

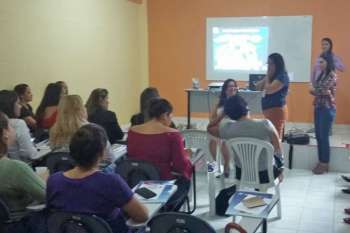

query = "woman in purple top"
[[310, 53, 337, 175], [311, 37, 345, 85], [46, 124, 148, 233]]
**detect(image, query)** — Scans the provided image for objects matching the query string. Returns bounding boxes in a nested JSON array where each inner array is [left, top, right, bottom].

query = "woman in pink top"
[[127, 98, 192, 210], [311, 37, 345, 85]]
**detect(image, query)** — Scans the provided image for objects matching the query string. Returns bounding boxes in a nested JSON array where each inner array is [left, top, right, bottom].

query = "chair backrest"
[[47, 212, 113, 233], [116, 159, 160, 188], [226, 137, 275, 190], [45, 152, 75, 175], [148, 212, 216, 233], [181, 129, 210, 157]]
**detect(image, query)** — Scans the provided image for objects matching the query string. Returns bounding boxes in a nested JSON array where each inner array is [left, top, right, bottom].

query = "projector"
[[208, 82, 224, 91]]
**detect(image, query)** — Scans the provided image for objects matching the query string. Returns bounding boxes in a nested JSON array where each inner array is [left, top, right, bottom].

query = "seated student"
[[130, 87, 160, 126], [49, 95, 114, 161], [86, 88, 124, 144], [46, 124, 148, 233], [127, 98, 192, 210], [56, 81, 69, 95], [0, 90, 38, 162], [14, 83, 37, 132], [0, 111, 45, 218], [36, 83, 63, 130], [207, 95, 284, 183], [130, 87, 176, 128]]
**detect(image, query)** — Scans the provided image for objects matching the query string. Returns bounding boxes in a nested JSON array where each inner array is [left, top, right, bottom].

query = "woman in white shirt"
[[0, 90, 38, 162]]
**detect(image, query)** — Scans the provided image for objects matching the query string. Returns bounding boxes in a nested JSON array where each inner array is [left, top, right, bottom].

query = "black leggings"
[[235, 166, 281, 184]]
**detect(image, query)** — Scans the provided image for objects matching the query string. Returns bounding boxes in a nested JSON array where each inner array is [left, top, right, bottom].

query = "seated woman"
[[49, 95, 114, 161], [208, 78, 238, 178], [86, 88, 124, 144], [127, 98, 192, 210], [14, 83, 37, 132], [0, 111, 45, 219], [207, 95, 284, 183], [0, 90, 38, 162], [35, 83, 63, 130], [46, 124, 148, 233], [130, 87, 176, 128]]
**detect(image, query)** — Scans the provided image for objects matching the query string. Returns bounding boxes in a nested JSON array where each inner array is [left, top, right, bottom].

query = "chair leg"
[[268, 185, 282, 222]]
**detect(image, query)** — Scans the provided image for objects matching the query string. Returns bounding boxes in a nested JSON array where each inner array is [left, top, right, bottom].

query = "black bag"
[[285, 129, 310, 145], [215, 185, 236, 216]]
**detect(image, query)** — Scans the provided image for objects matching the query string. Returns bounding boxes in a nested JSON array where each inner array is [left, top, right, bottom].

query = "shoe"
[[341, 175, 350, 182], [342, 188, 350, 194], [312, 163, 329, 175], [344, 208, 350, 215], [344, 217, 350, 224]]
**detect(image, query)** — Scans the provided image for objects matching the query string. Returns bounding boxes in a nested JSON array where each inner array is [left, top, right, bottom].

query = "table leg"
[[288, 144, 294, 169], [187, 91, 191, 129]]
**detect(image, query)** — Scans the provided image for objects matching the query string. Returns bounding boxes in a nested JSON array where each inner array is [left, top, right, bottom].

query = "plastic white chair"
[[226, 137, 282, 221], [181, 129, 210, 158]]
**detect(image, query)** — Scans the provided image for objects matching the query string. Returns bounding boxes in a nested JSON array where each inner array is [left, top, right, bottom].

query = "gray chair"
[[148, 212, 216, 233], [47, 211, 113, 233]]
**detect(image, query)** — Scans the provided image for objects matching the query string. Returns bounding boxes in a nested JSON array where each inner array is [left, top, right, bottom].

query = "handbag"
[[215, 185, 236, 216], [285, 128, 310, 145]]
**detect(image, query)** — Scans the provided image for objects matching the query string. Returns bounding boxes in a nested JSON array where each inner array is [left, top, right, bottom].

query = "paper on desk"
[[234, 194, 272, 215]]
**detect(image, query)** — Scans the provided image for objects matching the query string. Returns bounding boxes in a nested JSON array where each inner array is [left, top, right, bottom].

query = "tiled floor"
[[192, 169, 350, 233]]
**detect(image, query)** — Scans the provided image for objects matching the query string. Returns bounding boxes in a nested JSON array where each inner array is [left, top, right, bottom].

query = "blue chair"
[[148, 212, 216, 233], [47, 211, 113, 233]]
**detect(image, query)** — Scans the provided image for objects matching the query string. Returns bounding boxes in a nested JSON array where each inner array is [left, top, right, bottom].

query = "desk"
[[111, 144, 127, 163], [127, 185, 177, 228], [185, 89, 264, 128], [34, 140, 51, 160]]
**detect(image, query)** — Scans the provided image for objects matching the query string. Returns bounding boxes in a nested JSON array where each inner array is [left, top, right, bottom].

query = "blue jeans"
[[314, 106, 336, 163]]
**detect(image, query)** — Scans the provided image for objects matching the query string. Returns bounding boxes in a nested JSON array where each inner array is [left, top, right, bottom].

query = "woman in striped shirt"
[[310, 53, 337, 174]]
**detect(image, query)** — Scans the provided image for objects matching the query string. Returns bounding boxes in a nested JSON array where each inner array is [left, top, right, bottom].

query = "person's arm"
[[255, 77, 267, 91], [313, 73, 337, 96], [264, 79, 284, 94], [170, 133, 193, 180], [333, 55, 345, 72], [16, 120, 38, 160], [207, 113, 225, 138], [16, 161, 46, 203], [23, 116, 37, 129], [123, 197, 149, 223], [106, 111, 124, 143]]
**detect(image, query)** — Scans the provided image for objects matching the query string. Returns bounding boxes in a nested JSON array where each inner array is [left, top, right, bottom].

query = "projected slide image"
[[213, 27, 269, 71]]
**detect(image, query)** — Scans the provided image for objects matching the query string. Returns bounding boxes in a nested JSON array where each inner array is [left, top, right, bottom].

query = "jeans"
[[314, 106, 336, 163]]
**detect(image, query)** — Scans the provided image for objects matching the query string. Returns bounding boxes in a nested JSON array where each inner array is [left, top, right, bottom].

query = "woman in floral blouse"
[[310, 53, 336, 175]]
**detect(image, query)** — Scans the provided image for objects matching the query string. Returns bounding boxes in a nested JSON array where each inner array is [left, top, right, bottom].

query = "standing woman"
[[311, 38, 345, 85], [36, 83, 63, 130], [256, 53, 289, 138], [208, 79, 238, 177], [310, 53, 336, 174], [14, 84, 37, 131], [86, 88, 124, 144]]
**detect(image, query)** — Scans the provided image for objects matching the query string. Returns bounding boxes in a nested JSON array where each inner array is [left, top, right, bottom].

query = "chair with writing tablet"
[[226, 137, 282, 221]]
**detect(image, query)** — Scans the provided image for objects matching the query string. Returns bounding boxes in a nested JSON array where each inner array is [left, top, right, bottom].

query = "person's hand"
[[185, 148, 193, 157]]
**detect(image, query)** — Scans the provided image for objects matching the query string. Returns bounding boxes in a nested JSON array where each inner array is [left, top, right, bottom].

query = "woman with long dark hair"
[[310, 53, 336, 174], [86, 88, 124, 144], [208, 79, 238, 177], [311, 37, 345, 85], [35, 83, 63, 129], [0, 90, 38, 161], [14, 84, 37, 131], [256, 53, 289, 138]]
